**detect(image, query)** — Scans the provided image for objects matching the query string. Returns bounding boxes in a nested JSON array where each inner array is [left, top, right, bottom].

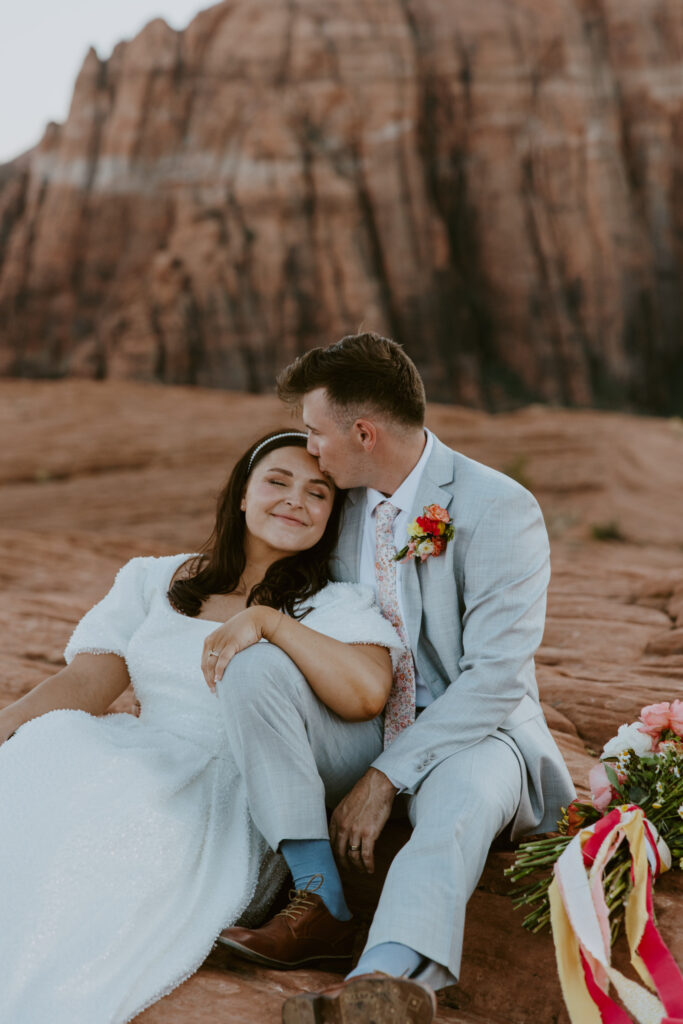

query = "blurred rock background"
[[1, 0, 681, 412]]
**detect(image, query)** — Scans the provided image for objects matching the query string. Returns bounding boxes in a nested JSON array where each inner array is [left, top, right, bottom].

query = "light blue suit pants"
[[217, 643, 522, 987]]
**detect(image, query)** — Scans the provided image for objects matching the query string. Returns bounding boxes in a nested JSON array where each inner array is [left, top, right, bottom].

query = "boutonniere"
[[394, 504, 454, 563]]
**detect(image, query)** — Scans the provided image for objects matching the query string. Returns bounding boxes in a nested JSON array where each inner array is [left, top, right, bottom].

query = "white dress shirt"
[[358, 429, 435, 708]]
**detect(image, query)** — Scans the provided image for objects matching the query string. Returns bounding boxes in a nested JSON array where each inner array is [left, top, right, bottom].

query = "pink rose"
[[638, 702, 671, 739], [670, 700, 683, 738], [424, 504, 450, 523], [589, 762, 615, 813]]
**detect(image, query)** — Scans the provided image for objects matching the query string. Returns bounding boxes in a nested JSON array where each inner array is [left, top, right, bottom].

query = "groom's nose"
[[306, 435, 319, 456]]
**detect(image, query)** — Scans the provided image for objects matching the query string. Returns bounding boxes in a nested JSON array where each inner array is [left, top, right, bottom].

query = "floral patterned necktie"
[[375, 500, 416, 747]]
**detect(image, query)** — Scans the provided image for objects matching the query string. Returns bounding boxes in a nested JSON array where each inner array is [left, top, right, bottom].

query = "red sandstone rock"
[[0, 0, 681, 412], [1, 380, 682, 1023]]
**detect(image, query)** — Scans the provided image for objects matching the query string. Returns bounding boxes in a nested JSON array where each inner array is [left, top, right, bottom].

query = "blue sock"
[[347, 942, 426, 979], [280, 838, 352, 921]]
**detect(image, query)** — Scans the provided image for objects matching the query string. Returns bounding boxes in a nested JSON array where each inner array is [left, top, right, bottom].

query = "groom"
[[217, 333, 575, 1023]]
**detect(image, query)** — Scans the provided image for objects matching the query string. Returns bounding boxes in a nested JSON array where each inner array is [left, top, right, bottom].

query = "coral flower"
[[638, 701, 672, 739], [425, 504, 450, 523]]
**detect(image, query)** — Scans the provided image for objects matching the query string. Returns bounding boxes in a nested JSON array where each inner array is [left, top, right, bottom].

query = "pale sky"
[[1, 1, 212, 164]]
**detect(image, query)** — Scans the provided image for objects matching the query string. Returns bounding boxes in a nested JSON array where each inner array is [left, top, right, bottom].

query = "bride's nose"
[[284, 494, 303, 507]]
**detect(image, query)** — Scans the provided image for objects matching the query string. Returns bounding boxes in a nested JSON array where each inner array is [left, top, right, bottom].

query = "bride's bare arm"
[[0, 654, 131, 744], [202, 607, 393, 722]]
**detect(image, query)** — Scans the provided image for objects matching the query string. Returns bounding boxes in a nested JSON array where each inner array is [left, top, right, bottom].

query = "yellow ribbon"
[[549, 807, 670, 1024]]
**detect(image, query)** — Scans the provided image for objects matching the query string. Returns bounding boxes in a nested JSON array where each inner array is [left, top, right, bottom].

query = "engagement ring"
[[208, 650, 219, 657]]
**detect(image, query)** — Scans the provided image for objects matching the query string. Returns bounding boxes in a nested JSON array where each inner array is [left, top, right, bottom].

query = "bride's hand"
[[201, 607, 280, 690]]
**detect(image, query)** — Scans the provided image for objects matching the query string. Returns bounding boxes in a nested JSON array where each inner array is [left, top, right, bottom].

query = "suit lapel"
[[334, 489, 365, 581], [401, 438, 456, 654]]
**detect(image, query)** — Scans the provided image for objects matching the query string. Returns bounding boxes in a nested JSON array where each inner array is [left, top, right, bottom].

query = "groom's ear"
[[352, 418, 377, 452]]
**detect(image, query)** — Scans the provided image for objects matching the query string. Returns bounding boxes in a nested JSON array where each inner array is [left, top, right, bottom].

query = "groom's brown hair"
[[277, 332, 426, 427]]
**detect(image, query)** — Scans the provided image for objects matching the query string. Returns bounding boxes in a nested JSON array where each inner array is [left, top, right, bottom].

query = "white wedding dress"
[[0, 554, 401, 1024]]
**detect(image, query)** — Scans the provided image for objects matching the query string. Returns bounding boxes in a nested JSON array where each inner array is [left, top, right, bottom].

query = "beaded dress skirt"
[[0, 555, 400, 1023]]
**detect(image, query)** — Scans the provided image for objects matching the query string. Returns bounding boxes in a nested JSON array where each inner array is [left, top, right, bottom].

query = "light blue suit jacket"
[[331, 435, 576, 838]]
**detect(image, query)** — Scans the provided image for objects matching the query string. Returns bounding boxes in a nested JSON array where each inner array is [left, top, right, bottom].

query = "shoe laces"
[[277, 873, 324, 921]]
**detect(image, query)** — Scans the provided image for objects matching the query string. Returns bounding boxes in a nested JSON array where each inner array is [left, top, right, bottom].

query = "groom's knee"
[[217, 642, 309, 712]]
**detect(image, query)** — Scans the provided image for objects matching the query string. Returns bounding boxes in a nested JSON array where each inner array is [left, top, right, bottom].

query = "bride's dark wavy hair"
[[168, 431, 345, 619]]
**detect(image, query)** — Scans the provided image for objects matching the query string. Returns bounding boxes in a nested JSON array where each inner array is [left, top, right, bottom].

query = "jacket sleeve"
[[371, 486, 550, 794]]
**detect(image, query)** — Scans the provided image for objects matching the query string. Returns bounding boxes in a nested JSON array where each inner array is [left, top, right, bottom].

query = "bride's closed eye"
[[267, 477, 326, 500]]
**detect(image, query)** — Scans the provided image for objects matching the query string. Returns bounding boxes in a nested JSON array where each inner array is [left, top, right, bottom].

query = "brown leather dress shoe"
[[281, 972, 437, 1024], [216, 885, 356, 969]]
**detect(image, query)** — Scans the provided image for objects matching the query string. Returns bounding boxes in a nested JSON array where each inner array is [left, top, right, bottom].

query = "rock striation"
[[1, 379, 682, 1022], [0, 0, 681, 412]]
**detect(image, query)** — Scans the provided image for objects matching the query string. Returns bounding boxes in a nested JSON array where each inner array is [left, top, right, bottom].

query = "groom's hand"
[[329, 768, 398, 874]]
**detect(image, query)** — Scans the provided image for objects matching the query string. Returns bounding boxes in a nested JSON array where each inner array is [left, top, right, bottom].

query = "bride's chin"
[[252, 533, 319, 557]]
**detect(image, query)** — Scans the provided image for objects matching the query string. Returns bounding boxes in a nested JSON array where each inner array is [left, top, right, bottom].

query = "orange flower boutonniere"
[[394, 504, 454, 563]]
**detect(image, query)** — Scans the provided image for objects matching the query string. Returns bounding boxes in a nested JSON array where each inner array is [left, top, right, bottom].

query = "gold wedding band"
[[208, 650, 219, 657], [348, 845, 361, 852]]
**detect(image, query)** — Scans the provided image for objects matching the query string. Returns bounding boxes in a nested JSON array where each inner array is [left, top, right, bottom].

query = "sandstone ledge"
[[2, 381, 682, 1022]]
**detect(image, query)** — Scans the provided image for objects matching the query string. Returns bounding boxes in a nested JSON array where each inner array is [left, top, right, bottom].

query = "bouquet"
[[506, 700, 683, 941], [507, 700, 683, 1022]]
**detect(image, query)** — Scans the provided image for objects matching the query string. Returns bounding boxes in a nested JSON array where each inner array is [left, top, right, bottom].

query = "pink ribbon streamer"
[[638, 876, 683, 1022], [574, 806, 683, 1023]]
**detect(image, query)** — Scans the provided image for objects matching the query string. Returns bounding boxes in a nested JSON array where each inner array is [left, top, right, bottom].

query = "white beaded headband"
[[247, 432, 309, 473]]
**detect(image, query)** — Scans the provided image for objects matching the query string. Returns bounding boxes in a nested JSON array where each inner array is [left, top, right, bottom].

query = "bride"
[[0, 430, 401, 1023]]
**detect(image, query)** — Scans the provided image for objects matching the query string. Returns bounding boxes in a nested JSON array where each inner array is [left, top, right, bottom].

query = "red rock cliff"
[[0, 0, 681, 410]]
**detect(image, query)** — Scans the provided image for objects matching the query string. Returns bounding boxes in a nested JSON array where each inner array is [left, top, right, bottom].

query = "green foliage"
[[502, 455, 532, 491], [591, 520, 625, 542]]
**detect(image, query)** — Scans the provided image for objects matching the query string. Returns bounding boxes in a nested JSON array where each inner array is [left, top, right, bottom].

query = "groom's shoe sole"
[[215, 934, 353, 970], [281, 975, 437, 1024]]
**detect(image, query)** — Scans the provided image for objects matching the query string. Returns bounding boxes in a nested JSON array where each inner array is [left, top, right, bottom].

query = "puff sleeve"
[[64, 557, 155, 664]]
